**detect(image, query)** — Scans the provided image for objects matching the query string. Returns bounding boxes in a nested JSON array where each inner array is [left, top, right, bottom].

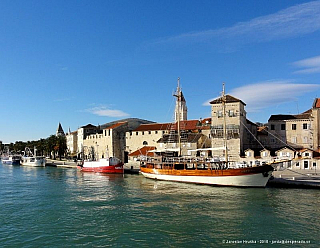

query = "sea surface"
[[1, 162, 319, 247]]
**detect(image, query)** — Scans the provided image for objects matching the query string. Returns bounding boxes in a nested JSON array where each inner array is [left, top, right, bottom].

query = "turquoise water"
[[0, 163, 319, 247]]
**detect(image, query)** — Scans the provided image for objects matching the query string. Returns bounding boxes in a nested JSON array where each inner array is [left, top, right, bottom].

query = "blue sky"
[[1, 0, 320, 143]]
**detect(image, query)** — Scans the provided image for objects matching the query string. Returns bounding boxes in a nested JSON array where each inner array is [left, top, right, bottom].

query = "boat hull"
[[21, 157, 46, 167], [78, 159, 124, 174], [140, 165, 273, 187], [78, 165, 124, 174], [1, 156, 21, 165]]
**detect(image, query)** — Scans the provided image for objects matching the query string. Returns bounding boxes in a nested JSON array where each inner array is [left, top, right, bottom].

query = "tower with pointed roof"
[[56, 122, 65, 136], [174, 78, 187, 122]]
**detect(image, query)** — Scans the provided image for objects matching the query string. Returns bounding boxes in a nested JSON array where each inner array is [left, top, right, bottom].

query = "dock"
[[268, 169, 320, 188], [46, 159, 141, 174], [45, 159, 77, 168]]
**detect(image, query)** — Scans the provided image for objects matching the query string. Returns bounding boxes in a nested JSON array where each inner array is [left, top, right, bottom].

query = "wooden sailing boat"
[[140, 79, 274, 187]]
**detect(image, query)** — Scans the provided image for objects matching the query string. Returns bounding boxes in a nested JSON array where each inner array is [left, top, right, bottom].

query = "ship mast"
[[222, 83, 228, 166], [174, 77, 182, 157]]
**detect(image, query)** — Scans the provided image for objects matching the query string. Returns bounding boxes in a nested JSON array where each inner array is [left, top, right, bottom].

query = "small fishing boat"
[[1, 155, 21, 165], [78, 157, 124, 173], [77, 148, 124, 174], [140, 80, 274, 187], [21, 147, 46, 167]]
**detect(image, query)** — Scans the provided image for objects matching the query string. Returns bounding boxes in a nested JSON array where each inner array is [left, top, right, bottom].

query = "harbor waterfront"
[[1, 162, 320, 247]]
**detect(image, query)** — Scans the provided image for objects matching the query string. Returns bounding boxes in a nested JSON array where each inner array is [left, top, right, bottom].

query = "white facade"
[[66, 131, 77, 155]]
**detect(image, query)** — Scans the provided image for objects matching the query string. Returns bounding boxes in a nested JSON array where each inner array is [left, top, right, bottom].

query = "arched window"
[[143, 141, 148, 146]]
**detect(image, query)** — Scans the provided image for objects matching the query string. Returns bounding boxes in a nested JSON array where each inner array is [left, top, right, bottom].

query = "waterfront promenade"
[[46, 159, 77, 168], [269, 168, 320, 188]]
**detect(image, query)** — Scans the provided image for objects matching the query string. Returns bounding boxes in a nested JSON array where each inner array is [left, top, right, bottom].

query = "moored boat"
[[21, 147, 46, 167], [1, 155, 21, 165], [140, 80, 274, 187], [140, 157, 273, 187], [77, 157, 124, 174], [21, 156, 46, 167]]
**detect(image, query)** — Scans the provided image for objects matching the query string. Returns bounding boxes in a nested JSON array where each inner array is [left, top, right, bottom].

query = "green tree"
[[56, 135, 67, 160], [46, 135, 58, 159]]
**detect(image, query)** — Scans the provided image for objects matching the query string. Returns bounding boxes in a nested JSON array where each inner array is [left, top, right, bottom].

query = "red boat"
[[77, 157, 124, 174]]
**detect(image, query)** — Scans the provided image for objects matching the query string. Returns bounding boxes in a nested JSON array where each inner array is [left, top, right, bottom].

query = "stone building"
[[76, 118, 153, 161], [209, 95, 260, 162], [66, 130, 77, 155], [267, 98, 320, 151], [126, 123, 171, 155], [127, 119, 212, 158], [83, 122, 128, 161], [76, 124, 98, 156]]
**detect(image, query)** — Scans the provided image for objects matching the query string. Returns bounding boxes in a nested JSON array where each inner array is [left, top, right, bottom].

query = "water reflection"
[[1, 163, 320, 247]]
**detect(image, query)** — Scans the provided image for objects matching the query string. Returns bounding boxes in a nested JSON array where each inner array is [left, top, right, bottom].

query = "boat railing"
[[141, 156, 236, 170]]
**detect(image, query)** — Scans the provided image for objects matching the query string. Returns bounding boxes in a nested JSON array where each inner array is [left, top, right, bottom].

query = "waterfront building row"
[[65, 88, 320, 170]]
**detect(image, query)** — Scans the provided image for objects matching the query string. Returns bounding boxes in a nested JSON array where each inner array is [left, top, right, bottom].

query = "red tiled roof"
[[171, 120, 199, 130], [201, 117, 211, 124], [134, 123, 172, 131], [134, 120, 203, 132], [104, 122, 127, 130], [129, 146, 156, 156], [314, 98, 320, 108]]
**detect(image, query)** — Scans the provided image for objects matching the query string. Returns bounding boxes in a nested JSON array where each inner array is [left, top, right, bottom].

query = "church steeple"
[[56, 122, 65, 136], [174, 77, 188, 122]]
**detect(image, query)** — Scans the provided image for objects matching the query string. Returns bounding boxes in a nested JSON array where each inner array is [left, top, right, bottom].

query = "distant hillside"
[[100, 118, 155, 131]]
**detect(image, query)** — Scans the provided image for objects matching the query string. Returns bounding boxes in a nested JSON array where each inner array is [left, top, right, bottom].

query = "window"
[[281, 124, 285, 130], [303, 137, 308, 143], [136, 132, 139, 135], [313, 162, 316, 167], [305, 152, 309, 157], [218, 110, 223, 118], [303, 123, 308, 129], [155, 131, 158, 134], [296, 162, 300, 167], [271, 124, 275, 130], [143, 141, 148, 146], [292, 124, 296, 130], [149, 131, 151, 134], [142, 131, 144, 135], [229, 110, 235, 117], [292, 137, 297, 143], [304, 161, 309, 169]]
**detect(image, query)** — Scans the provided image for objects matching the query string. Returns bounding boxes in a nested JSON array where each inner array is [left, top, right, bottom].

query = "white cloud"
[[293, 55, 320, 74], [153, 1, 320, 47], [203, 81, 320, 112], [86, 106, 130, 117]]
